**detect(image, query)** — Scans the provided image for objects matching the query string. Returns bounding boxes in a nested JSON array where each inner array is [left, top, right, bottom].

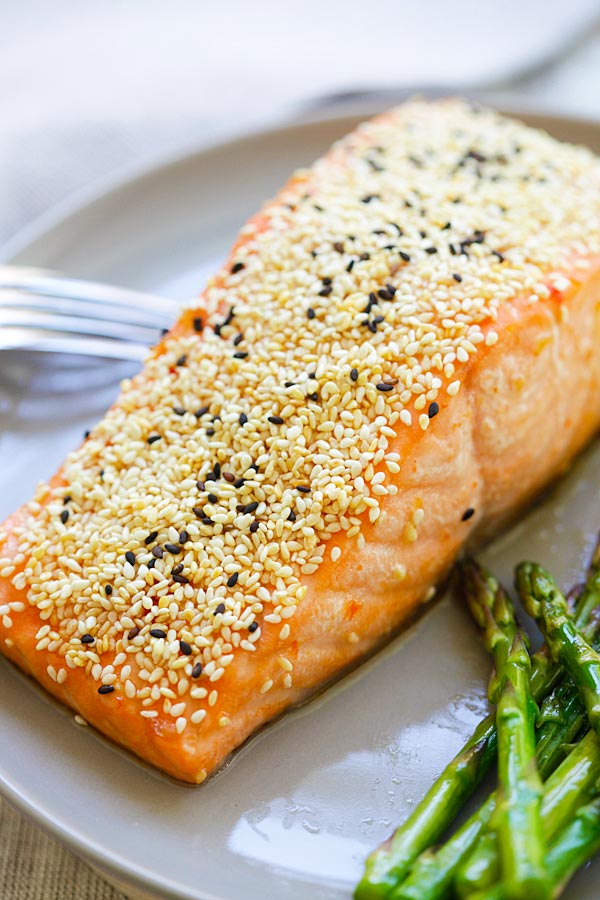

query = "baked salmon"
[[1, 99, 600, 783]]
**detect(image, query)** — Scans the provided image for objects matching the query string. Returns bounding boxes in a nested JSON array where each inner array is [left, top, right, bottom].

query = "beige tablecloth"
[[1, 3, 600, 899], [0, 799, 126, 899]]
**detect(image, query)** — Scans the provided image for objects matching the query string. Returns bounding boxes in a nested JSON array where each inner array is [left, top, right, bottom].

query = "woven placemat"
[[0, 796, 127, 900]]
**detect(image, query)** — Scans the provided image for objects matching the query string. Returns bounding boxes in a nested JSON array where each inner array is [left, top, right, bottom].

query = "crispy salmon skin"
[[2, 100, 600, 783]]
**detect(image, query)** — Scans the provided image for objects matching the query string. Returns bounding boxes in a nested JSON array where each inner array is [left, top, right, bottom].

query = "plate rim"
[[2, 100, 600, 900]]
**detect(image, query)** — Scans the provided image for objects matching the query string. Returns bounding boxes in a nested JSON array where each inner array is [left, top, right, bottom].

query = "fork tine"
[[0, 308, 165, 344], [0, 327, 148, 361], [0, 288, 176, 330], [0, 267, 181, 320]]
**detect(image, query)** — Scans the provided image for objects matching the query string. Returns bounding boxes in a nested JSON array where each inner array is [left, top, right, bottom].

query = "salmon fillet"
[[2, 99, 600, 783]]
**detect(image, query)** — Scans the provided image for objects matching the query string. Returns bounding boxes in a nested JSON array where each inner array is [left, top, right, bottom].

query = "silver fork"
[[0, 266, 182, 361]]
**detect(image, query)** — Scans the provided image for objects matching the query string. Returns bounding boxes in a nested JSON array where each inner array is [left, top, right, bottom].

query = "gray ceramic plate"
[[2, 107, 600, 900]]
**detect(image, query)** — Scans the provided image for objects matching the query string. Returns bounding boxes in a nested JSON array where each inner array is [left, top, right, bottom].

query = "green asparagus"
[[455, 675, 588, 898], [494, 632, 548, 898], [356, 544, 600, 900], [518, 563, 600, 738], [398, 728, 600, 900], [469, 794, 600, 900]]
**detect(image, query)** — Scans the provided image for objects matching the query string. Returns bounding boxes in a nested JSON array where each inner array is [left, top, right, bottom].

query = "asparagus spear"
[[492, 638, 548, 897], [518, 563, 600, 738], [394, 730, 600, 900], [455, 675, 588, 898], [455, 552, 600, 898], [469, 794, 600, 900], [355, 544, 600, 900]]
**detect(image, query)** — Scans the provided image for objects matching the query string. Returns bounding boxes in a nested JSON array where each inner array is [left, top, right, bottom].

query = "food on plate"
[[467, 565, 546, 899], [519, 563, 600, 739], [1, 99, 600, 784], [359, 553, 600, 900]]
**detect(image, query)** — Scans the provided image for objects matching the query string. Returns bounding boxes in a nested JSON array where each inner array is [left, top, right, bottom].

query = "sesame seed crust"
[[2, 99, 600, 740]]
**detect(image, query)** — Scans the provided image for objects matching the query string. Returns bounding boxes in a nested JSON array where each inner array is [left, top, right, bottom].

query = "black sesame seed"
[[179, 530, 189, 543], [296, 485, 311, 493], [172, 563, 184, 575], [98, 685, 114, 695], [227, 572, 239, 588], [147, 434, 162, 445], [193, 316, 203, 332], [243, 501, 259, 515], [214, 603, 226, 616], [207, 493, 218, 504], [248, 622, 259, 633], [152, 546, 164, 558], [307, 307, 316, 319], [425, 246, 438, 255], [172, 406, 186, 416], [321, 277, 332, 285], [377, 288, 394, 301], [287, 509, 296, 522], [249, 521, 260, 533], [452, 273, 462, 283], [239, 413, 248, 426], [462, 508, 475, 521], [176, 354, 187, 367], [191, 662, 203, 678], [148, 558, 157, 569], [201, 517, 213, 526], [268, 415, 284, 425], [206, 428, 215, 436], [194, 405, 210, 419], [164, 543, 182, 554], [105, 585, 113, 595], [361, 194, 379, 203], [346, 259, 355, 272], [308, 392, 319, 401], [81, 633, 95, 644], [125, 551, 135, 566], [173, 573, 189, 584], [60, 509, 69, 524], [318, 286, 332, 297], [428, 402, 440, 418], [214, 463, 221, 479], [231, 262, 245, 274], [399, 251, 411, 262], [192, 507, 204, 519], [127, 626, 140, 640], [308, 371, 316, 379], [179, 640, 193, 656], [234, 478, 245, 488], [441, 221, 452, 230], [367, 322, 377, 334], [233, 351, 248, 359], [83, 430, 90, 439], [373, 315, 384, 325], [376, 383, 394, 392], [63, 495, 71, 505], [150, 628, 167, 639], [350, 368, 359, 382]]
